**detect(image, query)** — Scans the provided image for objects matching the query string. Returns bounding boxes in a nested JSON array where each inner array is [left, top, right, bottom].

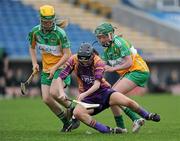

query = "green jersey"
[[102, 35, 149, 76], [102, 35, 132, 66], [28, 25, 71, 71]]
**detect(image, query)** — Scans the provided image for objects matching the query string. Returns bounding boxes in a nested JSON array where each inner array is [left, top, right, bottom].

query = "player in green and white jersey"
[[94, 22, 150, 133], [28, 5, 79, 132]]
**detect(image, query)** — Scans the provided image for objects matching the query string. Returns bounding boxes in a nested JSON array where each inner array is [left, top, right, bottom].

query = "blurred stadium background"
[[1, 0, 180, 141]]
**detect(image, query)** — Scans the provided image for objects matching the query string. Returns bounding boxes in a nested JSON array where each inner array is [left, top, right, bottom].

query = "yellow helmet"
[[39, 5, 55, 32], [40, 5, 55, 19]]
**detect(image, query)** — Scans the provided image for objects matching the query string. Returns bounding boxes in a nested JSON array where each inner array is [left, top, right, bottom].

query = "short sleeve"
[[57, 28, 71, 49], [115, 38, 131, 57], [28, 30, 36, 49]]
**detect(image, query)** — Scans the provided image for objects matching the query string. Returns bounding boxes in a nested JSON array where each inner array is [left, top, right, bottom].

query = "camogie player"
[[28, 5, 79, 132], [57, 43, 160, 133], [94, 22, 150, 133]]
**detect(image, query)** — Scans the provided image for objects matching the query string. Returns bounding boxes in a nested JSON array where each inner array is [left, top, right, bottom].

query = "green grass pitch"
[[0, 94, 180, 141]]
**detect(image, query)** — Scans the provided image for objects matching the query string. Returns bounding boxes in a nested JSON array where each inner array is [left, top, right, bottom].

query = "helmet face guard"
[[40, 17, 55, 32], [78, 55, 93, 66], [77, 43, 94, 66]]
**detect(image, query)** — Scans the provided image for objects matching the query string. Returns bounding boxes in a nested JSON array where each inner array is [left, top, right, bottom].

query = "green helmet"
[[94, 22, 114, 36]]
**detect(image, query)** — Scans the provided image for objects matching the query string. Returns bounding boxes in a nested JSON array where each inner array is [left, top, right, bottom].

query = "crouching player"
[[57, 43, 160, 133]]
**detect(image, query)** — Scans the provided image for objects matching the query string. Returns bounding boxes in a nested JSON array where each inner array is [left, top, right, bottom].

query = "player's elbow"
[[124, 57, 133, 68], [124, 56, 133, 68], [67, 52, 72, 58], [127, 60, 133, 68], [66, 50, 72, 57]]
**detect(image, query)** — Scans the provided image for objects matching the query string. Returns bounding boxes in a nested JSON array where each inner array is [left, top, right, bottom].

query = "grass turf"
[[0, 94, 180, 141]]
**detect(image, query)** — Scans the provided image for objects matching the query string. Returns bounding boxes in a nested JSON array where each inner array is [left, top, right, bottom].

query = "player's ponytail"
[[56, 19, 69, 28]]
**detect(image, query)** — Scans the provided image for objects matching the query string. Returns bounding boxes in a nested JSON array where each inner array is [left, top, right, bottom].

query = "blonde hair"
[[56, 19, 68, 28]]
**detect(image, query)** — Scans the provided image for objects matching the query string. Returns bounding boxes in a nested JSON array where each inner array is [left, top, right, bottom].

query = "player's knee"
[[42, 95, 51, 105], [57, 94, 66, 102], [49, 89, 57, 98], [126, 99, 137, 109], [73, 108, 83, 120]]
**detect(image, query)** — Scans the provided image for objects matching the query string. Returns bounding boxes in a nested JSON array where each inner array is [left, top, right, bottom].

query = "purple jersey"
[[59, 54, 111, 93]]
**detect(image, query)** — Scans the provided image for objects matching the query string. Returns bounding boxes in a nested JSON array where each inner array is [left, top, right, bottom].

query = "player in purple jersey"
[[56, 42, 160, 133]]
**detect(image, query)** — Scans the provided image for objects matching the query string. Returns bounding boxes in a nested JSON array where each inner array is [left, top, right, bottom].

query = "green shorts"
[[124, 71, 150, 87], [41, 69, 71, 86]]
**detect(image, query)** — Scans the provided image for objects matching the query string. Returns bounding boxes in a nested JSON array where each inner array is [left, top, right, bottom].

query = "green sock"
[[114, 115, 126, 129], [57, 111, 69, 125], [123, 107, 140, 121]]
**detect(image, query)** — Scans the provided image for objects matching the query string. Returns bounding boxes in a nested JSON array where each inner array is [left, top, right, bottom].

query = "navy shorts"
[[82, 88, 115, 115]]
